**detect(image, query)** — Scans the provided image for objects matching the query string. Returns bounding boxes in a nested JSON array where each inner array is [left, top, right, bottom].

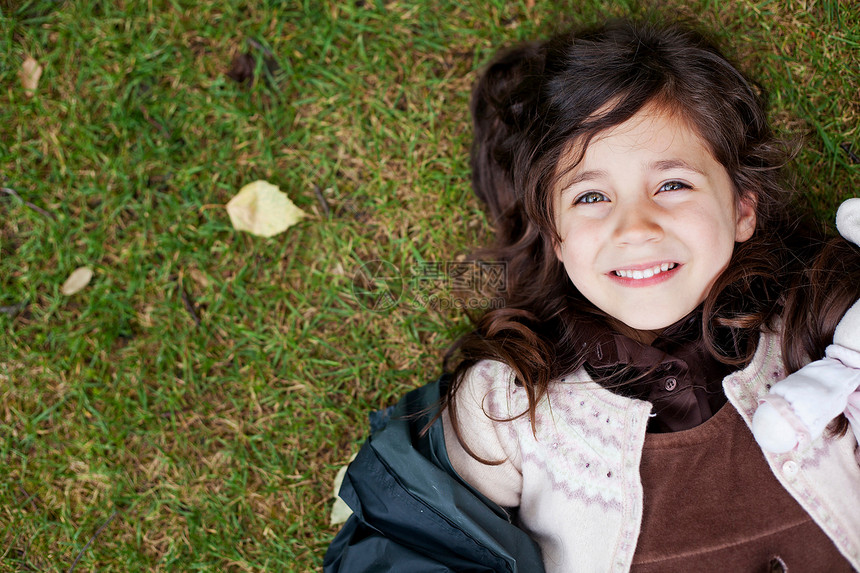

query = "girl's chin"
[[609, 310, 696, 343], [607, 318, 662, 345]]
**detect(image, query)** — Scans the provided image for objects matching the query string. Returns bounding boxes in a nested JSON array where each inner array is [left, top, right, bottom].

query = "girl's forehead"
[[591, 108, 707, 155], [555, 104, 719, 183]]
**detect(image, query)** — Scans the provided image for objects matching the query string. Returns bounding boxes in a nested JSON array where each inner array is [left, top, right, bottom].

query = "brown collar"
[[579, 313, 735, 432]]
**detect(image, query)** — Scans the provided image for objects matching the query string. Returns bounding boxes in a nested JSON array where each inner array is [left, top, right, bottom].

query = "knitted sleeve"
[[443, 360, 524, 508]]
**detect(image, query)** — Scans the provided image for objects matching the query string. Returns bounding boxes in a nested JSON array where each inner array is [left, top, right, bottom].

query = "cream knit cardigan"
[[444, 331, 860, 572]]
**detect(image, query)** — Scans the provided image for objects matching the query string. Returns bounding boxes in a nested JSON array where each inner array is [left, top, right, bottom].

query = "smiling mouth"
[[613, 262, 677, 280]]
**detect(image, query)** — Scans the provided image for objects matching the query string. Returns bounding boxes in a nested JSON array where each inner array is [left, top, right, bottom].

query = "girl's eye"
[[574, 191, 608, 205], [658, 181, 691, 193]]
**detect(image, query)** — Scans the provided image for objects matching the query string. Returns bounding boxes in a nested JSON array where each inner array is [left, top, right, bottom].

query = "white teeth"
[[614, 263, 676, 279]]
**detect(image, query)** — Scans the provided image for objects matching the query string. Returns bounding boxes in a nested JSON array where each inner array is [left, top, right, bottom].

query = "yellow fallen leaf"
[[226, 180, 306, 238], [329, 453, 357, 526], [61, 267, 93, 296], [19, 56, 43, 97]]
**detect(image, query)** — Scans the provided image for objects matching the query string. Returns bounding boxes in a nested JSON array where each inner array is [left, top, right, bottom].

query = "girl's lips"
[[608, 262, 681, 286]]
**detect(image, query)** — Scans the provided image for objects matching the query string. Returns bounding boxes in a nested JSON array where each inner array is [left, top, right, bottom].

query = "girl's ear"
[[735, 192, 757, 242]]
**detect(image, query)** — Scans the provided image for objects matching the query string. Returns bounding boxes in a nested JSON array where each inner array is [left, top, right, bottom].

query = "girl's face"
[[553, 105, 756, 339]]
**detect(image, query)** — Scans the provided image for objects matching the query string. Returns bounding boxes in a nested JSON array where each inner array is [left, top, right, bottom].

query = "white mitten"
[[752, 342, 860, 453], [752, 198, 860, 453]]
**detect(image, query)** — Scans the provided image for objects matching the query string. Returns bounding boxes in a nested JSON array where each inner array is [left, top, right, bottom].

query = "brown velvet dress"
[[633, 402, 852, 571], [580, 314, 853, 571]]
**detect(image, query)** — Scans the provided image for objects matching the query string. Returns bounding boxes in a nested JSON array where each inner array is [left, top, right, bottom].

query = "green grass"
[[1, 0, 857, 570]]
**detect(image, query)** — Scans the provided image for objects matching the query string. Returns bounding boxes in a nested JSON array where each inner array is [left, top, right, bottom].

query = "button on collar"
[[782, 460, 799, 477], [664, 377, 678, 391]]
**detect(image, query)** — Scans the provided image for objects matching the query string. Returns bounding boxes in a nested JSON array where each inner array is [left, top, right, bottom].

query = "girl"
[[443, 18, 860, 572], [326, 18, 860, 573]]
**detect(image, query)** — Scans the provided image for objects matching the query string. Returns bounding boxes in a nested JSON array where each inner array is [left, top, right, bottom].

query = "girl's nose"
[[612, 201, 664, 245]]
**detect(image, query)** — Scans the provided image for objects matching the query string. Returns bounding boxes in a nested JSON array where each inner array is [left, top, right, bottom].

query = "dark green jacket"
[[324, 376, 545, 572]]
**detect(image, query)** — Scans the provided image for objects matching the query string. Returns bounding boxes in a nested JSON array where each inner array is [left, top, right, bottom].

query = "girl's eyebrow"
[[649, 159, 706, 175], [560, 159, 706, 194], [560, 169, 608, 191]]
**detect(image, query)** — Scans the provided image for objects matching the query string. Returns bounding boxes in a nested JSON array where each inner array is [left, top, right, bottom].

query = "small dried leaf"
[[226, 40, 281, 88], [227, 52, 255, 84], [61, 267, 93, 296], [189, 268, 210, 288], [329, 454, 357, 526], [19, 56, 43, 97], [226, 180, 306, 237]]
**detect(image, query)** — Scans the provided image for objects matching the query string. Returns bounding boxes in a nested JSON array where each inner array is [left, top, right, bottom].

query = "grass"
[[1, 0, 857, 570]]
